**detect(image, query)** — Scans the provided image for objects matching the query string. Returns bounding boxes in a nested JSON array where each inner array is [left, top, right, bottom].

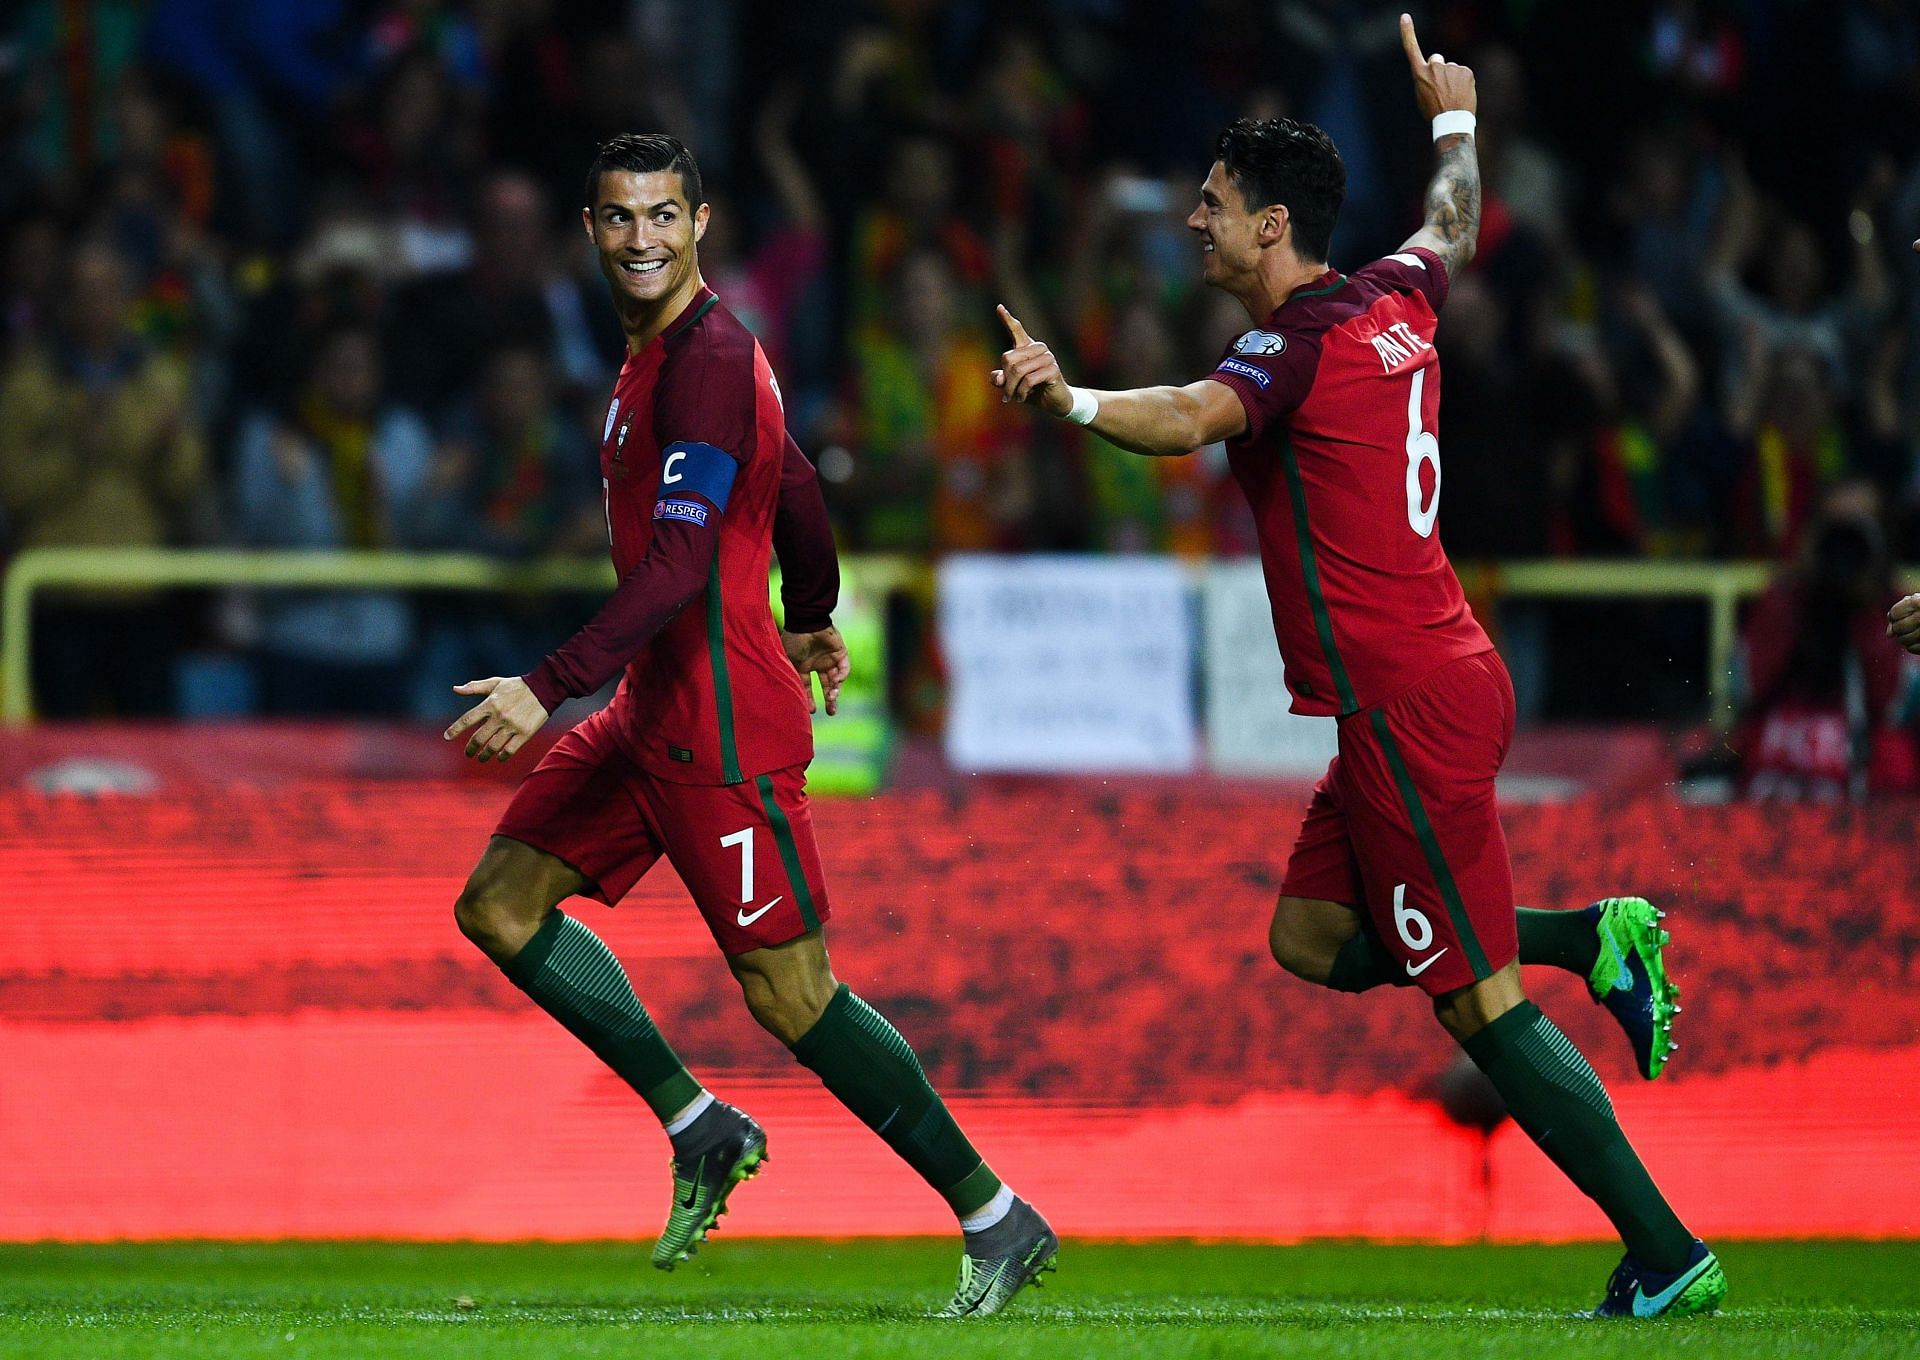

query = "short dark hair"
[[1215, 118, 1345, 262], [584, 132, 703, 210]]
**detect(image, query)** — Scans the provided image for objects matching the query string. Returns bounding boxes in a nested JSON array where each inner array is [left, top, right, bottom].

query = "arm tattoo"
[[1421, 134, 1481, 270]]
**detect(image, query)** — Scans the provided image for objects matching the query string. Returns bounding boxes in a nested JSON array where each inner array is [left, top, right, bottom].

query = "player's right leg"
[[457, 714, 742, 1265], [454, 834, 701, 1124]]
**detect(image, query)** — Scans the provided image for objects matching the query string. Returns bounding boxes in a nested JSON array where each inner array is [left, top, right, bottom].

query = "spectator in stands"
[[1, 213, 63, 360], [412, 342, 599, 560], [144, 0, 358, 246], [1732, 481, 1919, 799], [382, 169, 609, 419], [0, 239, 210, 716], [848, 247, 1029, 552], [407, 340, 602, 717], [1081, 295, 1231, 555], [230, 321, 431, 714], [699, 82, 831, 412], [1726, 345, 1852, 558], [1704, 162, 1892, 403], [341, 45, 480, 276]]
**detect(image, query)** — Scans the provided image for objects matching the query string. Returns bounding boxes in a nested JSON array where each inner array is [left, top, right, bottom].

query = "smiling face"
[[582, 168, 708, 313], [1186, 160, 1271, 291]]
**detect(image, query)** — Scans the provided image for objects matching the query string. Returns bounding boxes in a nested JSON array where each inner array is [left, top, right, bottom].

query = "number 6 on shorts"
[[1392, 882, 1434, 953]]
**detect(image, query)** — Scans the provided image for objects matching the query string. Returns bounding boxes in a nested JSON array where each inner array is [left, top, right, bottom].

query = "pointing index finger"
[[997, 303, 1032, 347], [1399, 12, 1425, 69]]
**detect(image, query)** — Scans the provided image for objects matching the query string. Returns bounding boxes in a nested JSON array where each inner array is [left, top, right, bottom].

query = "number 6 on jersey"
[[1405, 368, 1440, 538]]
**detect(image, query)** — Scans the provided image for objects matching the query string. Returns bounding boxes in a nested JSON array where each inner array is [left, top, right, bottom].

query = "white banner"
[[939, 556, 1197, 773], [1202, 561, 1337, 774]]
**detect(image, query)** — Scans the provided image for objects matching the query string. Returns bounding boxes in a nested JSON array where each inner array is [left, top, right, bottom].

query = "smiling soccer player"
[[991, 16, 1721, 1320], [446, 133, 1055, 1316]]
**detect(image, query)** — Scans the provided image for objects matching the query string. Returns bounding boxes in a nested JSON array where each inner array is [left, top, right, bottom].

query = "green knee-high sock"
[[1463, 1002, 1692, 1271], [500, 911, 702, 1120], [791, 984, 1001, 1215], [1327, 907, 1599, 993], [1516, 906, 1600, 976]]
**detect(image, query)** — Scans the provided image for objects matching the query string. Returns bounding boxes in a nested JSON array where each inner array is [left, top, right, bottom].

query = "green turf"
[[0, 1240, 1914, 1359]]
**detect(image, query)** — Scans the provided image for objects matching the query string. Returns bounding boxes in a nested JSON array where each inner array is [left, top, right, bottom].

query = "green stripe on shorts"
[[755, 773, 820, 931], [1367, 708, 1491, 979]]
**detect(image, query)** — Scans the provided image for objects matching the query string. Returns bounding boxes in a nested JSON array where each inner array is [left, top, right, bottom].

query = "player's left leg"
[[1434, 967, 1723, 1317], [1299, 894, 1682, 1079], [728, 929, 1056, 1318], [1343, 654, 1722, 1317], [656, 764, 1055, 1314]]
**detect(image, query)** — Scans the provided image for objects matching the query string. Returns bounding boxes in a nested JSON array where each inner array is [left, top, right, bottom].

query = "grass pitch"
[[1, 1239, 1914, 1358]]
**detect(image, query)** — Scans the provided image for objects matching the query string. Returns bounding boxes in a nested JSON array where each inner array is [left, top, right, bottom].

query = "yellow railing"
[[2, 548, 1909, 725]]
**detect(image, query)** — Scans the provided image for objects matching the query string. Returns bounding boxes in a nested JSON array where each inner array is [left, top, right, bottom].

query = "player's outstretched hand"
[[991, 304, 1073, 418], [445, 675, 550, 763], [781, 625, 851, 716], [1399, 13, 1475, 121], [1889, 594, 1920, 654]]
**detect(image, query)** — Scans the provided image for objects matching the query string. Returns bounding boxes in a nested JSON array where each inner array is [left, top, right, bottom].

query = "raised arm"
[[990, 304, 1247, 456], [1394, 14, 1480, 277]]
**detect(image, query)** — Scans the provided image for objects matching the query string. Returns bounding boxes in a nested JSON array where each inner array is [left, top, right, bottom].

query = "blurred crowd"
[[2, 1, 1919, 755]]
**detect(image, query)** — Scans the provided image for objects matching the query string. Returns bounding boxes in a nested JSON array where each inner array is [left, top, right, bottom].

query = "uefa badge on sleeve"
[[1233, 330, 1287, 357]]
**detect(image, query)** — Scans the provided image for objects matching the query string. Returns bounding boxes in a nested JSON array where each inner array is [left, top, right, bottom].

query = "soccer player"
[[447, 133, 1056, 1317], [991, 16, 1723, 1319]]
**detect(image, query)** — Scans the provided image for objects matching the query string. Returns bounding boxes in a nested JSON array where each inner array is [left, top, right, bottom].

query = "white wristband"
[[1431, 110, 1476, 142], [1064, 386, 1100, 426]]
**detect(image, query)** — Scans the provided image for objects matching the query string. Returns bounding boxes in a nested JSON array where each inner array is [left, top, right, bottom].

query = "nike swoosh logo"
[[1599, 921, 1634, 992], [736, 896, 783, 927], [1633, 1254, 1714, 1317], [1405, 948, 1449, 978], [679, 1158, 703, 1209]]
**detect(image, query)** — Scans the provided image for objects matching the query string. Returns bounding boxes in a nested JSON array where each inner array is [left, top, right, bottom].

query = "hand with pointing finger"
[[990, 304, 1074, 419], [1399, 12, 1476, 121]]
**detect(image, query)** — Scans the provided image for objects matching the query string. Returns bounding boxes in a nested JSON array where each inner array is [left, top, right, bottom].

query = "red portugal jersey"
[[596, 286, 812, 783], [1205, 248, 1492, 717]]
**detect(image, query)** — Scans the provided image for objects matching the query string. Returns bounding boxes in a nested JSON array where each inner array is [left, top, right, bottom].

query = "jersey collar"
[[1274, 269, 1347, 319], [660, 284, 719, 345]]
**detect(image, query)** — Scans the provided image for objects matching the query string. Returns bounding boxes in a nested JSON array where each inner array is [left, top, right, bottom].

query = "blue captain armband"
[[654, 441, 738, 520]]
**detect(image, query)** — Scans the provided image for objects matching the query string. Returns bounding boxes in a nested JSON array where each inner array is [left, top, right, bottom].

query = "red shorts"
[[1281, 650, 1517, 996], [494, 706, 831, 956]]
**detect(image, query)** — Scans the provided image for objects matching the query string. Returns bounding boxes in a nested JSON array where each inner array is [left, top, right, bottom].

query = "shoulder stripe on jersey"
[[664, 292, 720, 343], [1292, 275, 1350, 301], [705, 551, 744, 784], [1278, 431, 1359, 715], [1368, 708, 1493, 979]]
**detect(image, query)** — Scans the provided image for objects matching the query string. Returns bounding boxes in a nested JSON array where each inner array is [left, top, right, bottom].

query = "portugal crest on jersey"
[[612, 407, 635, 477], [1233, 330, 1287, 356]]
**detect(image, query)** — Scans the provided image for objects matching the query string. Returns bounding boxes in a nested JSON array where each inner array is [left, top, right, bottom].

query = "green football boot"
[[1593, 1239, 1727, 1318], [1586, 895, 1680, 1080], [937, 1197, 1058, 1318], [651, 1103, 767, 1271]]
